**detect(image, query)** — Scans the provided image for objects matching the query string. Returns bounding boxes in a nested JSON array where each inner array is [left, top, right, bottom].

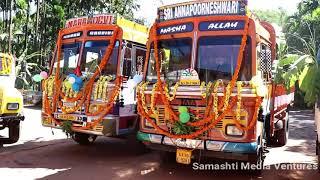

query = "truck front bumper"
[[137, 131, 259, 162], [0, 115, 25, 127]]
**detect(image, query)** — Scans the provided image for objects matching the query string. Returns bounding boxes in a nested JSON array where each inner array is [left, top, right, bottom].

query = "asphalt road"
[[0, 107, 319, 180]]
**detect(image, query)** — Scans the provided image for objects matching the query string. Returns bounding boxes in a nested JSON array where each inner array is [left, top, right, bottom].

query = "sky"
[[135, 0, 302, 25]]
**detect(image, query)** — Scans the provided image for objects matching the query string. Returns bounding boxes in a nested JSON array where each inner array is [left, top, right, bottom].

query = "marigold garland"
[[43, 27, 122, 130], [137, 15, 261, 139]]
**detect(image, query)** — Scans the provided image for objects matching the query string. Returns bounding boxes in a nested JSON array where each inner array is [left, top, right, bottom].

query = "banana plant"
[[275, 23, 320, 106], [15, 50, 44, 90]]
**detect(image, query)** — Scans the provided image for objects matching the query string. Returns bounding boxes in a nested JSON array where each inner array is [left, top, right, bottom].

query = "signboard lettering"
[[157, 23, 194, 35], [65, 14, 114, 28], [199, 20, 245, 31], [158, 0, 246, 22]]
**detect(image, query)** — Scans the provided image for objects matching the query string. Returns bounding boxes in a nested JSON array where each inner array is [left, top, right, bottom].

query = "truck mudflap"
[[137, 131, 259, 161]]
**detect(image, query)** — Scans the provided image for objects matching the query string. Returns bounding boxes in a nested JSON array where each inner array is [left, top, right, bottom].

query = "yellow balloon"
[[65, 81, 72, 89]]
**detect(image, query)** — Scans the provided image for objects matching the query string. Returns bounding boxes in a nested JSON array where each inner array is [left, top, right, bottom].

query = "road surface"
[[0, 107, 318, 180]]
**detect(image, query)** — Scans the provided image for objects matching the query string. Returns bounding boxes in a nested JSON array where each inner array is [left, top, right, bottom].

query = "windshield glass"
[[147, 38, 192, 83], [197, 36, 251, 83], [81, 40, 119, 80], [54, 42, 81, 74]]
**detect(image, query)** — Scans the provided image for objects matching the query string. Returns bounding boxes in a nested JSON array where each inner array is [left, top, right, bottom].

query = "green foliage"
[[15, 51, 44, 89], [61, 121, 74, 138], [172, 121, 195, 135], [252, 8, 288, 26], [278, 0, 320, 106], [275, 54, 320, 105], [0, 0, 140, 90]]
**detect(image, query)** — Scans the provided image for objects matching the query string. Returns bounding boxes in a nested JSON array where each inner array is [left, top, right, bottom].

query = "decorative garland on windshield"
[[0, 54, 12, 75], [43, 27, 122, 130], [137, 16, 263, 139]]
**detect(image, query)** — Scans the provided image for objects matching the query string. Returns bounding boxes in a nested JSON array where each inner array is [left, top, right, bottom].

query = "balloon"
[[127, 79, 136, 89], [68, 74, 77, 78], [40, 71, 48, 79], [75, 77, 83, 84], [133, 75, 143, 84], [179, 112, 190, 124], [178, 106, 188, 113], [64, 81, 72, 89], [32, 74, 43, 82], [72, 83, 81, 92], [68, 77, 76, 84]]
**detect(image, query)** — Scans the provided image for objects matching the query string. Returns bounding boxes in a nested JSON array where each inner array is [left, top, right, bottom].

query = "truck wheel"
[[274, 112, 289, 146], [158, 151, 176, 165], [72, 133, 97, 145], [248, 147, 264, 175], [317, 136, 320, 172], [126, 119, 148, 155], [126, 132, 148, 155], [264, 114, 274, 146], [8, 123, 20, 144]]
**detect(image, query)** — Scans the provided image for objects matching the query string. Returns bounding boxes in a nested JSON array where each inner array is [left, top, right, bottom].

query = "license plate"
[[176, 149, 192, 165], [63, 102, 76, 108], [56, 114, 77, 121]]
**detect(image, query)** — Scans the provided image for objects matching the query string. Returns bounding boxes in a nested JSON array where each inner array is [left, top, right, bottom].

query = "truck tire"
[[8, 122, 20, 144], [264, 114, 274, 146], [126, 119, 148, 155], [72, 132, 97, 145], [159, 151, 176, 165], [317, 136, 320, 172], [126, 132, 148, 155], [248, 147, 264, 175], [274, 112, 289, 146], [0, 122, 20, 145]]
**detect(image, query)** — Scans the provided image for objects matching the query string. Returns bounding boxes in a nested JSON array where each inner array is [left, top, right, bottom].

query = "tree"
[[252, 8, 288, 27]]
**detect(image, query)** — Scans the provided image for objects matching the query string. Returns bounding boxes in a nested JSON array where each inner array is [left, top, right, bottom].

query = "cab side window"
[[134, 47, 146, 75], [123, 46, 132, 78], [259, 44, 272, 81]]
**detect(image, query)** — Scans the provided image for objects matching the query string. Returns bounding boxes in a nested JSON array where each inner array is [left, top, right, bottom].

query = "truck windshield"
[[197, 36, 251, 82], [54, 42, 82, 74], [81, 40, 119, 80], [147, 38, 192, 83]]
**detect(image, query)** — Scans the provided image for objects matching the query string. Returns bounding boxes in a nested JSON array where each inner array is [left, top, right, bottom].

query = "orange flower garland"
[[137, 15, 262, 139], [43, 26, 122, 130]]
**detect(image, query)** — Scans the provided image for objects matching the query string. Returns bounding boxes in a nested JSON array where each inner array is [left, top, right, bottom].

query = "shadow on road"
[[0, 110, 318, 179]]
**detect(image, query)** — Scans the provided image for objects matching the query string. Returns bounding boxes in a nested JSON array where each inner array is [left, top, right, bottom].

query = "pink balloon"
[[40, 71, 48, 79]]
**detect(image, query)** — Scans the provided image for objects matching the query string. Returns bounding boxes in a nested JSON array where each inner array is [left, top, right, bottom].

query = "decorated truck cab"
[[0, 53, 24, 145], [136, 0, 293, 166], [42, 14, 149, 145]]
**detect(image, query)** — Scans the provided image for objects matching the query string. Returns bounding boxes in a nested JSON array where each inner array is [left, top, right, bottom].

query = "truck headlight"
[[226, 125, 244, 136], [7, 103, 19, 110]]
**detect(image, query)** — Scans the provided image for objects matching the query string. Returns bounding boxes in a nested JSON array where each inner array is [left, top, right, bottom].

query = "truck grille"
[[147, 105, 248, 130]]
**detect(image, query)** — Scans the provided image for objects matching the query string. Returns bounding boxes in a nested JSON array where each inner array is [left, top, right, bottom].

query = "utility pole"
[[35, 0, 41, 63], [8, 0, 13, 54], [25, 0, 30, 51]]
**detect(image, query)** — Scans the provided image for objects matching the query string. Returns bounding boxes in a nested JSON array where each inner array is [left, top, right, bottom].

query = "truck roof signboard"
[[158, 0, 247, 22], [65, 14, 114, 28]]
